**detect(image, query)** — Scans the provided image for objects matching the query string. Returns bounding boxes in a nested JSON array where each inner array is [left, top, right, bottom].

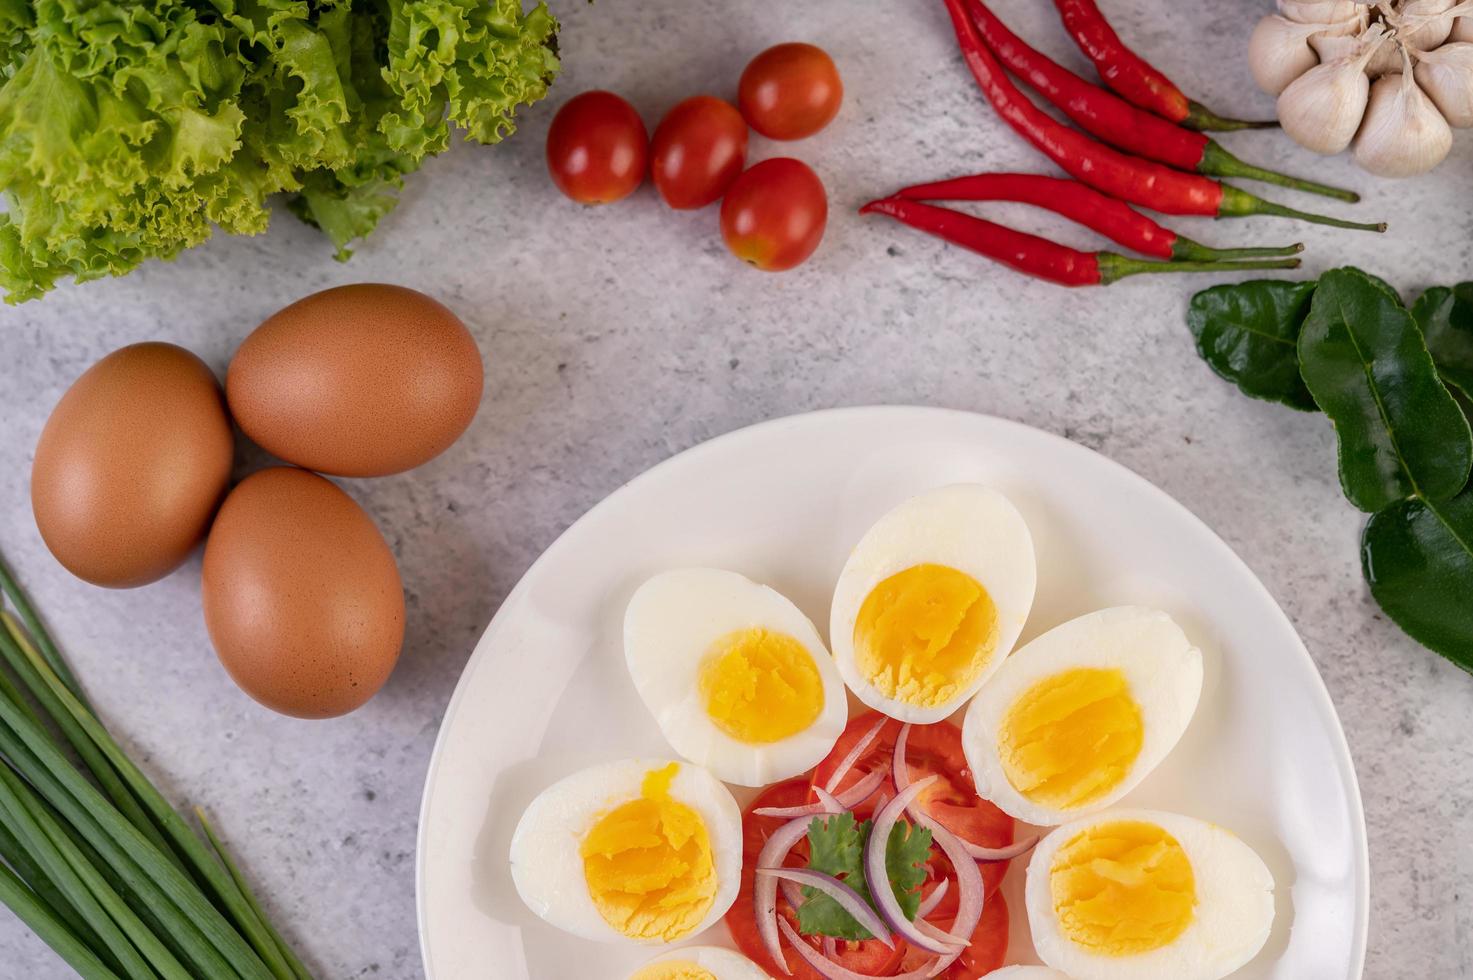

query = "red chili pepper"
[[859, 197, 1300, 287], [939, 0, 1384, 232], [1052, 0, 1275, 131], [891, 173, 1303, 263], [966, 0, 1356, 202]]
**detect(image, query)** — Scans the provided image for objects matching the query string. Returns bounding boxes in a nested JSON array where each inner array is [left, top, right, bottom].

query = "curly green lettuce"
[[0, 0, 559, 302]]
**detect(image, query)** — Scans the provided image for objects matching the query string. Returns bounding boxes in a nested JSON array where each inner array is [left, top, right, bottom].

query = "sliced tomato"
[[895, 890, 1009, 979], [726, 778, 904, 979], [811, 713, 1016, 898]]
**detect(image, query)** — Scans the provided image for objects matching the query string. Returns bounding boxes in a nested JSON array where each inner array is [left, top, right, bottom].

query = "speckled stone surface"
[[0, 1, 1469, 977]]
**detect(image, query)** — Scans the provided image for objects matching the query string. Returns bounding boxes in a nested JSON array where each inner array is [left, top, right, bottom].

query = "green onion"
[[0, 617, 181, 869], [0, 554, 312, 979], [0, 860, 120, 980]]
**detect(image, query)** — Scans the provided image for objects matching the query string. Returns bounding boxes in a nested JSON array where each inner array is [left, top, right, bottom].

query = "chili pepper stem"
[[1199, 142, 1359, 203], [1097, 253, 1301, 284], [1219, 186, 1387, 232], [1171, 238, 1304, 262], [1183, 101, 1279, 131]]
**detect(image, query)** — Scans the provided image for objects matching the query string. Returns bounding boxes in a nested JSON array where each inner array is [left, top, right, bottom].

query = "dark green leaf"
[[1363, 486, 1473, 671], [1410, 284, 1473, 399], [795, 812, 931, 940], [1186, 280, 1318, 410], [1298, 267, 1473, 511]]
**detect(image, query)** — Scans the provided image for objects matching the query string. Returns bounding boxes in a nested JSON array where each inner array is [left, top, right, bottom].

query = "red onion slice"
[[823, 715, 889, 793], [756, 868, 894, 948], [777, 917, 939, 980], [780, 878, 805, 912], [755, 815, 814, 976], [822, 937, 838, 960], [893, 723, 1037, 861], [916, 878, 949, 919], [863, 775, 962, 956], [918, 817, 985, 976], [755, 771, 883, 818]]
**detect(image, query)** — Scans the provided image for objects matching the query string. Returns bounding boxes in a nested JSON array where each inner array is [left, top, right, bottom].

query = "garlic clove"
[[1279, 0, 1365, 24], [1412, 41, 1473, 126], [1277, 27, 1387, 153], [1308, 10, 1374, 62], [1454, 14, 1473, 41], [1353, 49, 1454, 176], [1250, 15, 1326, 94], [1394, 0, 1473, 48], [1366, 33, 1404, 76]]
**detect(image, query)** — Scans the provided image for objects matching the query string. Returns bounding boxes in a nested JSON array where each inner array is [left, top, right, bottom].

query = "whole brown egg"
[[227, 284, 483, 477], [201, 467, 405, 718], [31, 343, 234, 588]]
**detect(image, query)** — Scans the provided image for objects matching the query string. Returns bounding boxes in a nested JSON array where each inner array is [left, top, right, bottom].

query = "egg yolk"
[[997, 667, 1144, 810], [629, 963, 717, 980], [852, 564, 999, 707], [1050, 820, 1197, 956], [580, 764, 717, 942], [698, 628, 824, 743]]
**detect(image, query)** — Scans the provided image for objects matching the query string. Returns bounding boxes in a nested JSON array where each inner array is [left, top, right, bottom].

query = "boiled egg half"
[[625, 569, 847, 786], [962, 607, 1202, 826], [1025, 809, 1275, 980], [509, 759, 742, 944], [830, 485, 1036, 723], [630, 945, 772, 979]]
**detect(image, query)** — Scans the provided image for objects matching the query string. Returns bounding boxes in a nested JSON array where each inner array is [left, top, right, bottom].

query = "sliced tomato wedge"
[[896, 889, 1009, 979], [726, 778, 904, 979], [811, 713, 1017, 899]]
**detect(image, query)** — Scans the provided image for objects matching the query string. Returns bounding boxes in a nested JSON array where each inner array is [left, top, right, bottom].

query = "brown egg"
[[227, 284, 483, 477], [201, 467, 405, 718], [31, 343, 234, 588]]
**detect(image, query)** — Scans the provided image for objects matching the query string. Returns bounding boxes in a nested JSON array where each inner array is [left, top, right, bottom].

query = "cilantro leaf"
[[794, 812, 933, 940]]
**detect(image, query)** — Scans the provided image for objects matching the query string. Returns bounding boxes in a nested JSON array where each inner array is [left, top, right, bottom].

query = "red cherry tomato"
[[726, 779, 904, 979], [811, 713, 1017, 900], [650, 95, 749, 210], [719, 158, 828, 272], [545, 91, 648, 204], [739, 43, 844, 140]]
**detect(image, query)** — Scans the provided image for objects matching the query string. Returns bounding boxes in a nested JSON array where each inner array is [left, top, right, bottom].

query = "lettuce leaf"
[[0, 0, 559, 302]]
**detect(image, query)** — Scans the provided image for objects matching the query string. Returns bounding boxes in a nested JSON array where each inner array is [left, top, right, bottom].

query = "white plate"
[[416, 407, 1368, 980]]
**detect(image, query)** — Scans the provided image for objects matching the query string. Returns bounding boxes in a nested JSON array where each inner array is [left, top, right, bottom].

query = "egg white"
[[829, 484, 1036, 723], [962, 606, 1203, 825], [508, 759, 743, 945], [624, 569, 848, 786], [1025, 809, 1275, 980], [631, 945, 773, 978]]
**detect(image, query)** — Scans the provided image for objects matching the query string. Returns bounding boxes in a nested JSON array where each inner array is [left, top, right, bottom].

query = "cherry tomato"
[[650, 95, 749, 210], [811, 713, 1017, 899], [545, 91, 648, 204], [739, 43, 844, 140], [719, 158, 828, 272], [726, 779, 904, 979]]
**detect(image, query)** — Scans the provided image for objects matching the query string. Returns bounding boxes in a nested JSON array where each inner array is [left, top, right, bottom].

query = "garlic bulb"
[[1280, 0, 1365, 23], [1278, 28, 1388, 152], [1353, 49, 1454, 174], [1251, 15, 1329, 93], [1397, 0, 1459, 48], [1413, 40, 1473, 124]]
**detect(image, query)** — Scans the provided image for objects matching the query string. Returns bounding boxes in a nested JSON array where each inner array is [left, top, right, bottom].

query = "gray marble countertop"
[[2, 1, 1469, 977]]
